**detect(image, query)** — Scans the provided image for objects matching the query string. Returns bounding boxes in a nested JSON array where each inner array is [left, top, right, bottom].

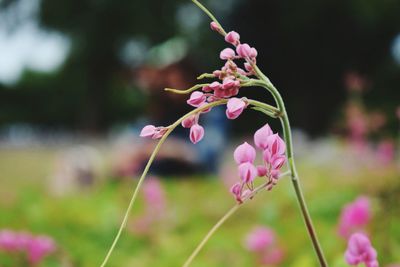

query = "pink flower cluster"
[[338, 196, 370, 238], [230, 124, 286, 203], [345, 233, 379, 267], [0, 230, 56, 265], [245, 226, 284, 266]]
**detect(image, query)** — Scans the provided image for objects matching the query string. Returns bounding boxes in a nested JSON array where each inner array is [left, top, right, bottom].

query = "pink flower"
[[142, 177, 166, 214], [245, 227, 276, 252], [345, 233, 378, 267], [209, 81, 221, 91], [222, 77, 240, 90], [266, 134, 286, 155], [26, 235, 56, 265], [226, 97, 246, 119], [225, 31, 240, 45], [181, 115, 197, 128], [260, 247, 285, 265], [238, 162, 258, 183], [189, 124, 204, 144], [140, 125, 157, 138], [254, 124, 273, 150], [376, 140, 395, 165], [220, 48, 236, 60], [210, 21, 221, 32], [187, 91, 207, 107], [338, 197, 370, 238], [230, 182, 242, 202], [236, 43, 257, 59], [244, 62, 254, 73], [234, 142, 256, 164]]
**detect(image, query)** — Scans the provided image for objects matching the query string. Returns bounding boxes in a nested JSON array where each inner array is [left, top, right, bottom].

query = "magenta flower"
[[26, 235, 56, 265], [234, 142, 256, 164], [181, 115, 197, 128], [254, 124, 273, 150], [245, 227, 276, 252], [222, 77, 240, 90], [224, 31, 240, 45], [345, 233, 379, 267], [189, 124, 204, 144], [219, 48, 236, 60], [209, 21, 221, 33], [266, 134, 286, 156], [187, 91, 207, 107], [226, 97, 246, 119], [238, 162, 258, 183], [338, 196, 370, 238]]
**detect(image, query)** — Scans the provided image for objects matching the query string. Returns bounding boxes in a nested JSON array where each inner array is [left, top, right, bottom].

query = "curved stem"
[[182, 171, 291, 267], [253, 70, 328, 267], [100, 99, 228, 267], [165, 84, 209, 94], [191, 0, 227, 36]]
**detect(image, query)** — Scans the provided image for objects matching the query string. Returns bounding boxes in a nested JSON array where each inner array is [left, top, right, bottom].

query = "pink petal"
[[254, 124, 273, 149], [234, 142, 256, 164]]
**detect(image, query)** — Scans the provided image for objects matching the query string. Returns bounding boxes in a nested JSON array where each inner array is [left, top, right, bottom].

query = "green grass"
[[0, 147, 399, 266]]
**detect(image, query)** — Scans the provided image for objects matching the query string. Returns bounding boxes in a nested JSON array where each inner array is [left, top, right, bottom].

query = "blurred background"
[[0, 0, 399, 266]]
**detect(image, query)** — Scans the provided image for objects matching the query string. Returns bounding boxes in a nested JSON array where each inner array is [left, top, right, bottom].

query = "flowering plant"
[[97, 1, 386, 267]]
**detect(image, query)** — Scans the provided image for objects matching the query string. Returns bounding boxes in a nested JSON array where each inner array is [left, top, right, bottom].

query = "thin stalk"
[[253, 70, 328, 267], [191, 0, 227, 36], [100, 99, 228, 267], [182, 171, 291, 267]]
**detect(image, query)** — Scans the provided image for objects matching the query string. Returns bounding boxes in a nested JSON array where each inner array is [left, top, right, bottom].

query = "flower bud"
[[238, 162, 257, 183], [220, 48, 236, 60], [254, 124, 273, 149], [225, 31, 240, 45], [226, 97, 246, 119], [140, 125, 157, 138], [234, 142, 256, 164], [187, 91, 206, 107], [181, 115, 197, 128], [189, 124, 204, 144], [236, 43, 257, 59], [266, 134, 286, 155]]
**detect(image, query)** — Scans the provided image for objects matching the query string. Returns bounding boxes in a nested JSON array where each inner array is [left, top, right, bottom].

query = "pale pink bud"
[[209, 81, 222, 90], [236, 43, 257, 58], [254, 124, 273, 149], [238, 162, 257, 183], [266, 134, 286, 155], [234, 142, 256, 164], [245, 227, 275, 252], [152, 127, 168, 139], [187, 91, 206, 107], [224, 31, 240, 45], [210, 22, 220, 32], [244, 62, 253, 72], [226, 97, 246, 119], [230, 182, 242, 202], [271, 154, 286, 170], [220, 48, 236, 60], [189, 124, 204, 144], [222, 78, 240, 90], [202, 85, 212, 92], [256, 165, 267, 176], [140, 125, 157, 138], [181, 115, 197, 128]]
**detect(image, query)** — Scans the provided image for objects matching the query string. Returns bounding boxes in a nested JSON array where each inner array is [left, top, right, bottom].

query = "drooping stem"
[[100, 99, 228, 267], [181, 171, 291, 267], [253, 69, 328, 267]]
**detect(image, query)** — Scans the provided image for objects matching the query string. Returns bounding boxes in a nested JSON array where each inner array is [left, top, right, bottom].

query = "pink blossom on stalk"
[[140, 125, 157, 138], [225, 31, 240, 45], [181, 115, 197, 128], [187, 91, 206, 107], [338, 197, 370, 238], [245, 227, 276, 252], [189, 124, 204, 144], [236, 43, 257, 59], [210, 21, 221, 33], [266, 134, 286, 156], [219, 48, 236, 60], [226, 97, 246, 119], [238, 162, 257, 183], [222, 77, 240, 90], [254, 124, 273, 149], [230, 182, 242, 202], [345, 233, 379, 267], [234, 142, 256, 164], [26, 235, 56, 265]]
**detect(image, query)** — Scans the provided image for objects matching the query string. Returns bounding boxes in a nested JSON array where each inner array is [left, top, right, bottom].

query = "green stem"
[[181, 171, 291, 267], [253, 69, 328, 267], [100, 99, 228, 267], [191, 0, 227, 36]]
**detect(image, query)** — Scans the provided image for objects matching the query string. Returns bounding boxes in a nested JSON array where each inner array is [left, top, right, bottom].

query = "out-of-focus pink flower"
[[236, 43, 257, 59], [26, 235, 56, 265], [220, 48, 236, 60], [142, 178, 166, 213], [345, 71, 367, 92], [260, 247, 285, 265], [238, 162, 257, 183], [338, 197, 370, 238], [254, 124, 273, 150], [187, 91, 207, 107], [225, 31, 240, 45], [140, 125, 157, 138], [234, 142, 256, 164], [256, 165, 267, 177], [345, 233, 378, 267], [376, 140, 395, 165], [189, 124, 204, 144], [226, 97, 246, 119], [396, 106, 400, 120], [181, 115, 197, 128], [245, 227, 276, 252]]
